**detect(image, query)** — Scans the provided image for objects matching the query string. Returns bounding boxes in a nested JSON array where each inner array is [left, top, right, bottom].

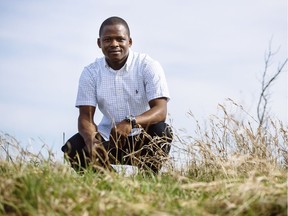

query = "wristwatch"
[[125, 115, 137, 128]]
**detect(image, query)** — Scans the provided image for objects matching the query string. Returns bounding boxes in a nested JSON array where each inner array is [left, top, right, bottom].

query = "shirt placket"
[[115, 71, 126, 121]]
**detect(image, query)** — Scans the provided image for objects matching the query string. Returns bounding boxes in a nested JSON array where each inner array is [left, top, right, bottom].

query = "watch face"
[[126, 115, 136, 128]]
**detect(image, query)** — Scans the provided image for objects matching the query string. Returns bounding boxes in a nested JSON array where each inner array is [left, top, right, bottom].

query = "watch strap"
[[125, 115, 137, 128]]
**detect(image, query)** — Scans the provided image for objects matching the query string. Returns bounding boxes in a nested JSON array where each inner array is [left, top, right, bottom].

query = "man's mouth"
[[109, 50, 121, 54]]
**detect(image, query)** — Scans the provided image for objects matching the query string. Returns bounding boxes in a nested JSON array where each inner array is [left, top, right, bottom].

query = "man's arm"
[[112, 97, 167, 137], [136, 97, 167, 126], [78, 106, 99, 154]]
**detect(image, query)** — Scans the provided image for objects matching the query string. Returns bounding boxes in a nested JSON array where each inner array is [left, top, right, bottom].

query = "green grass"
[[0, 160, 286, 216], [1, 101, 287, 215]]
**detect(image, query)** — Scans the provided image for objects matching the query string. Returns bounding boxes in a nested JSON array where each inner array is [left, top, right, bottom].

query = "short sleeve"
[[75, 66, 97, 107], [143, 58, 170, 102]]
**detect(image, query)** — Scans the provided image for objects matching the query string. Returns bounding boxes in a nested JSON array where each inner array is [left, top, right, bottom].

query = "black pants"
[[61, 122, 173, 173]]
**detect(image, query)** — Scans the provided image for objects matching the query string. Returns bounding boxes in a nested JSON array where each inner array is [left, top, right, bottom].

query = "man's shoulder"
[[131, 51, 155, 66], [84, 57, 105, 71], [132, 51, 149, 60]]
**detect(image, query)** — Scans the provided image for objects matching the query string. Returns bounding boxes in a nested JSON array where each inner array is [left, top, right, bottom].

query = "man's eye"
[[104, 38, 111, 42]]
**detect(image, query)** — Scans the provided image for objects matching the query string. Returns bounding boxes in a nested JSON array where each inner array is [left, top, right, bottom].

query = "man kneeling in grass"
[[61, 16, 173, 174]]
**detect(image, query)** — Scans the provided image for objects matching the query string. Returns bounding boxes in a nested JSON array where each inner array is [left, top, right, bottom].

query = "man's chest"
[[96, 70, 146, 105]]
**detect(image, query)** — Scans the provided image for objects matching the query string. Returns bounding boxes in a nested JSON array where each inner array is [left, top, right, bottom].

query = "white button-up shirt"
[[76, 50, 170, 140]]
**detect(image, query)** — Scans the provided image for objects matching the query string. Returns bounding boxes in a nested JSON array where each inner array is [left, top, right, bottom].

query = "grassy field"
[[1, 103, 287, 216]]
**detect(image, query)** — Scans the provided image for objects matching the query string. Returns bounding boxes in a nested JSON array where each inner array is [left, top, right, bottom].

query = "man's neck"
[[106, 56, 128, 70]]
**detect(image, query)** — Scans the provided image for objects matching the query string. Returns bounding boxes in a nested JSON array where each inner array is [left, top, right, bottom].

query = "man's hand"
[[110, 120, 132, 148], [115, 120, 132, 136], [83, 132, 102, 156]]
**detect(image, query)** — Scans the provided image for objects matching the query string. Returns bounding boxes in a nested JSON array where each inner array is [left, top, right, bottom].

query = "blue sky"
[[0, 0, 287, 161]]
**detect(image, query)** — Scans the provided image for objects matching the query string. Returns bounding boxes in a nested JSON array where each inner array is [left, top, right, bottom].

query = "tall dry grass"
[[173, 99, 287, 176], [171, 99, 287, 215], [0, 99, 287, 215]]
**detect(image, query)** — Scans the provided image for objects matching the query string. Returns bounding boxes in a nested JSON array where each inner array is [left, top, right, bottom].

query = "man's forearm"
[[78, 117, 97, 151], [136, 107, 166, 127], [135, 98, 167, 127]]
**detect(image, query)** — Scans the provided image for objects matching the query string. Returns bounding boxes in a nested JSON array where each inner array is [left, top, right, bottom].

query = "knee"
[[147, 122, 173, 142], [62, 133, 87, 155]]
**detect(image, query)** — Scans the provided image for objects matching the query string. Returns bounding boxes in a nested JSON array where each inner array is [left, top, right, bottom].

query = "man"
[[61, 16, 173, 174]]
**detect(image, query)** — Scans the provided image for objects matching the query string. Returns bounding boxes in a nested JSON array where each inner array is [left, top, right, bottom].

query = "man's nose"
[[110, 39, 119, 47]]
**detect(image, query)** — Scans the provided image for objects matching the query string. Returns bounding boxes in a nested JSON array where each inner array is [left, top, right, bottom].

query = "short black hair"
[[99, 16, 130, 37]]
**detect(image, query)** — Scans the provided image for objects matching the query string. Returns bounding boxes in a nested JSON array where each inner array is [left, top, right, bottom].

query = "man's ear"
[[97, 38, 101, 48], [129, 37, 133, 47]]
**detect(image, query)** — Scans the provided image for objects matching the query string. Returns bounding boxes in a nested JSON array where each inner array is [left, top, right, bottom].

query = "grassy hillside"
[[1, 103, 287, 215]]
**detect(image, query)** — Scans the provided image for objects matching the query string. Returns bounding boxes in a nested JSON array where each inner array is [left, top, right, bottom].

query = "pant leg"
[[61, 122, 173, 173], [146, 121, 173, 154], [61, 133, 88, 171], [61, 133, 113, 172], [127, 122, 173, 173]]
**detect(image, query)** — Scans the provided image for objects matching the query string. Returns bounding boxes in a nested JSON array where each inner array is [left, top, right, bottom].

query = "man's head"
[[99, 16, 130, 38], [97, 16, 132, 70]]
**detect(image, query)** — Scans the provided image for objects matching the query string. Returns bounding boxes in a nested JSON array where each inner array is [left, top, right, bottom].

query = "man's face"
[[97, 24, 132, 70]]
